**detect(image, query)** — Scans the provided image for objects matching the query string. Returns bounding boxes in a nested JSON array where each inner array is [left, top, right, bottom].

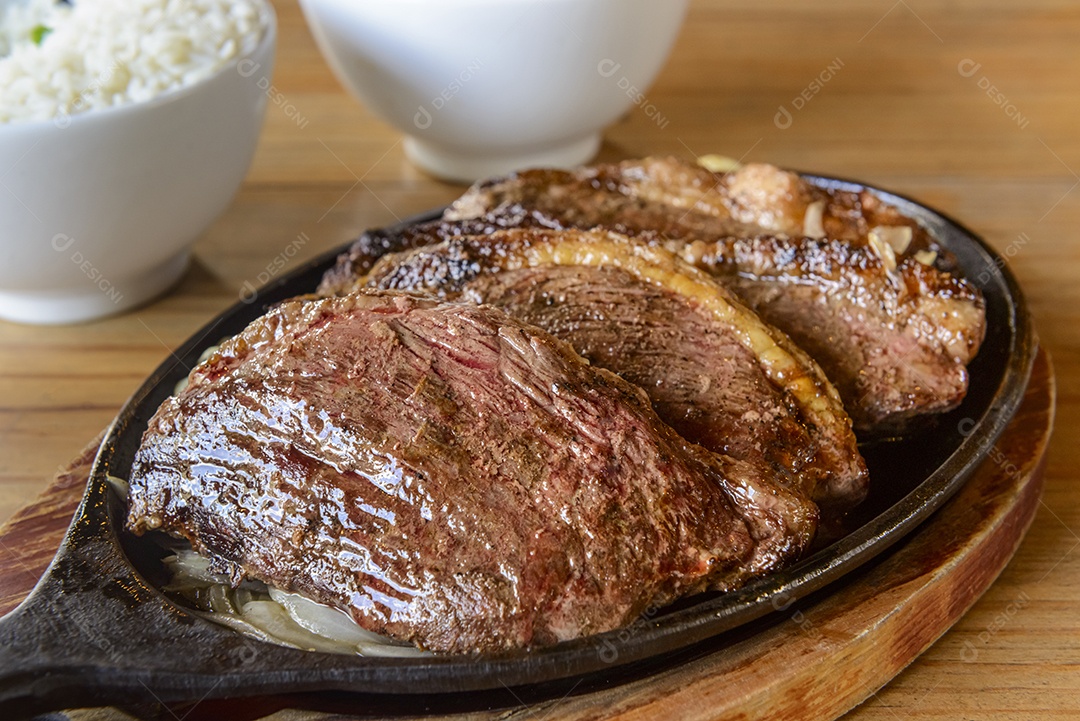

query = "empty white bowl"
[[299, 0, 689, 182], [0, 1, 275, 325]]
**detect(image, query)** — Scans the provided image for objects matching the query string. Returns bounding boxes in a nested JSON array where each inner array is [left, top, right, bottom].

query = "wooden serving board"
[[0, 350, 1054, 721]]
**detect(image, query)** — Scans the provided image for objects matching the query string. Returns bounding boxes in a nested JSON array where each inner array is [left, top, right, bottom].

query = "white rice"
[[0, 0, 266, 124]]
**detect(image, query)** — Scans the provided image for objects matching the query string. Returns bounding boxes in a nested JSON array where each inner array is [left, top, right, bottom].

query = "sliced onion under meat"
[[156, 541, 428, 656]]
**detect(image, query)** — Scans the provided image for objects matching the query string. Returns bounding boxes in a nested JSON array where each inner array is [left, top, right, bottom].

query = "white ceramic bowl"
[[0, 2, 276, 325], [299, 0, 689, 182]]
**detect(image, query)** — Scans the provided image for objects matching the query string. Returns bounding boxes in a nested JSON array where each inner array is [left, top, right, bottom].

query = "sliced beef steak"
[[353, 228, 867, 512], [434, 156, 987, 435], [126, 291, 817, 654], [682, 235, 985, 434], [446, 156, 944, 256], [319, 215, 528, 297]]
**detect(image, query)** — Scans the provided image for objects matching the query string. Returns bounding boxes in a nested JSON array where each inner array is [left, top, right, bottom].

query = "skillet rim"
[[75, 173, 1037, 696]]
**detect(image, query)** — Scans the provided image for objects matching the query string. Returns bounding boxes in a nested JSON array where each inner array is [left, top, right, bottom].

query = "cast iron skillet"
[[0, 176, 1036, 718]]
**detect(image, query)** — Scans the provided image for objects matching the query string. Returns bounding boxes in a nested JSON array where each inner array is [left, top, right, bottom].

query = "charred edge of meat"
[[126, 290, 818, 653], [317, 211, 557, 297], [359, 228, 868, 512], [439, 158, 985, 436], [679, 233, 987, 429], [446, 157, 960, 273]]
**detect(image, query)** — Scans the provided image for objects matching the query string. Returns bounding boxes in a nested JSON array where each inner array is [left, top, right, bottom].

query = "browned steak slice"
[[440, 156, 986, 435], [682, 235, 986, 435], [318, 215, 537, 297], [353, 228, 867, 513], [126, 290, 817, 654], [447, 156, 943, 255]]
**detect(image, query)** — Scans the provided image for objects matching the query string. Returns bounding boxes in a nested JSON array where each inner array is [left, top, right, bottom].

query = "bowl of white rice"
[[0, 0, 275, 324]]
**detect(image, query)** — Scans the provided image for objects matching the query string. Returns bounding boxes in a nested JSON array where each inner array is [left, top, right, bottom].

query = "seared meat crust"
[[351, 228, 867, 512], [367, 156, 985, 435], [127, 291, 817, 653]]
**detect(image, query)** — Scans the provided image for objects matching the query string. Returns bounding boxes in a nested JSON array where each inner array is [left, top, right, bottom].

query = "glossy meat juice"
[[438, 157, 987, 435], [357, 228, 867, 513], [126, 291, 817, 653]]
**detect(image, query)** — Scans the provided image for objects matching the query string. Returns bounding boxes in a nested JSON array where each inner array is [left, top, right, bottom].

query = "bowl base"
[[404, 134, 601, 183], [0, 251, 190, 325]]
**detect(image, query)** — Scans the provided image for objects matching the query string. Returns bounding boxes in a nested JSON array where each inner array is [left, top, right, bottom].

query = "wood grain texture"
[[0, 432, 100, 618], [0, 0, 1077, 717], [0, 353, 1053, 721]]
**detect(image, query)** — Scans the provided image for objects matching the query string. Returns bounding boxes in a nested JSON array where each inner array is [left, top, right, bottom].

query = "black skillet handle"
[[0, 454, 165, 717], [0, 478, 244, 718], [0, 503, 319, 718], [0, 572, 126, 717], [0, 563, 334, 720], [0, 539, 253, 719]]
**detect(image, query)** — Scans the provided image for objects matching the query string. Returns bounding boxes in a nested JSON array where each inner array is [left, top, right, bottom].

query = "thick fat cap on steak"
[[437, 156, 987, 436], [125, 290, 817, 654], [352, 228, 868, 513]]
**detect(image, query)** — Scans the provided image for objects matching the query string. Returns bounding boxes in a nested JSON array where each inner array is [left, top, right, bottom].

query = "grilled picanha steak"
[[682, 235, 985, 437], [350, 228, 867, 513], [446, 156, 946, 252], [126, 291, 817, 654], [323, 156, 983, 436]]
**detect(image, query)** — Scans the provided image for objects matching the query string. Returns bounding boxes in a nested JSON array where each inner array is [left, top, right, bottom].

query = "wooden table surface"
[[1, 0, 1076, 718]]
